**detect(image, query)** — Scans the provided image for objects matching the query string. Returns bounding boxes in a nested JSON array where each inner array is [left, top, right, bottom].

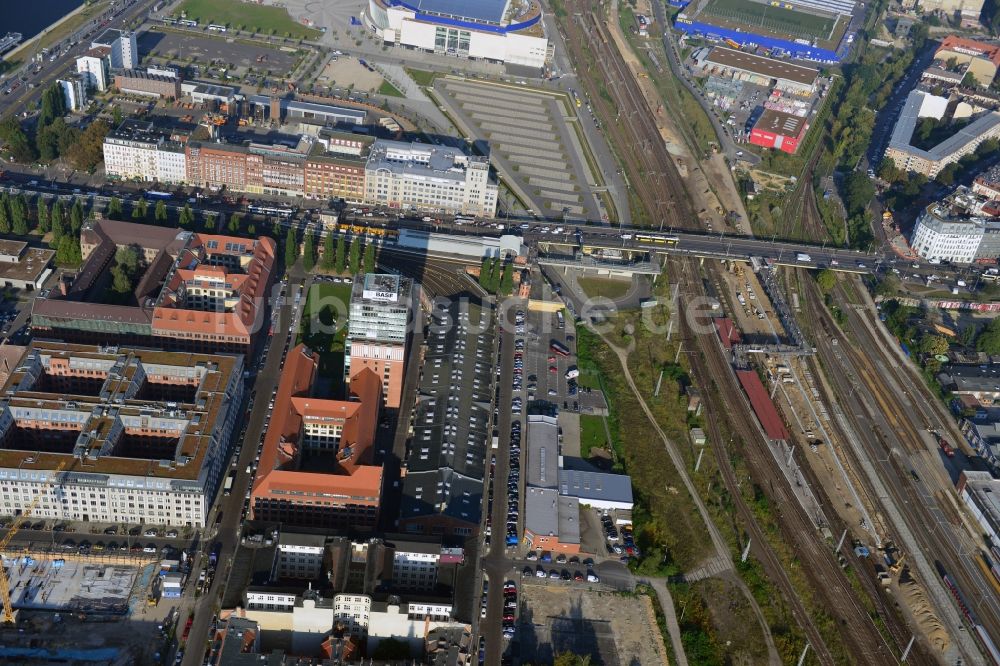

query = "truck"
[[795, 253, 811, 262], [556, 311, 565, 329], [182, 617, 193, 641], [223, 473, 235, 496]]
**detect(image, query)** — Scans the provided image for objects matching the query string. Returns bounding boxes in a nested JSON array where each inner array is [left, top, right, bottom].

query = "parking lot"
[[138, 28, 301, 78], [434, 78, 602, 220]]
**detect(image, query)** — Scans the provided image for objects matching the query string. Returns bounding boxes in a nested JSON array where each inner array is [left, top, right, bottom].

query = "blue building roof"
[[415, 0, 509, 24]]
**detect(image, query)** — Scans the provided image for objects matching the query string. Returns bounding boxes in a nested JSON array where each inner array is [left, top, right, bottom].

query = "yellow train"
[[634, 233, 680, 245]]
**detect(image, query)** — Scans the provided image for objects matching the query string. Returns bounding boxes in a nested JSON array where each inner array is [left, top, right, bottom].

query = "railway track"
[[560, 0, 694, 230], [677, 257, 925, 664], [800, 275, 996, 662]]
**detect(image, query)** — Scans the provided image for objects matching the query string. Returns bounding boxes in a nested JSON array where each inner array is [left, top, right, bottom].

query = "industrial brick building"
[[0, 342, 243, 527], [114, 70, 182, 99], [31, 219, 276, 353], [749, 108, 809, 154], [250, 344, 384, 530]]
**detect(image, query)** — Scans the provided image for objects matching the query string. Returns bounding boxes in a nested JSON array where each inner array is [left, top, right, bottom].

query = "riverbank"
[[3, 0, 110, 64]]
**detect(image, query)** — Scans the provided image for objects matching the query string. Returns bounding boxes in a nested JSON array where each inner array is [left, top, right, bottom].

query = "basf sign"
[[362, 274, 400, 302]]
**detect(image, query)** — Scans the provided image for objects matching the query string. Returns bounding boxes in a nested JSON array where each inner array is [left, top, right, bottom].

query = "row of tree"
[[478, 257, 513, 296], [286, 230, 376, 275]]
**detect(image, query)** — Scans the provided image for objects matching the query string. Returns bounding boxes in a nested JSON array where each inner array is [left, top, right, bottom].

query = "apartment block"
[[103, 120, 187, 184]]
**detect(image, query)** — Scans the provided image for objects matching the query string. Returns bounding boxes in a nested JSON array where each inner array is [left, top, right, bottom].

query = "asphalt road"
[[178, 269, 308, 666], [0, 0, 150, 118]]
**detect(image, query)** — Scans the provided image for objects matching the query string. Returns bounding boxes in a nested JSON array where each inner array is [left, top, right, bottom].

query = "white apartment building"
[[103, 120, 187, 183], [391, 541, 441, 591], [57, 77, 87, 112], [275, 533, 326, 580], [0, 343, 243, 528], [244, 587, 456, 656], [911, 204, 985, 263], [364, 140, 498, 217], [92, 28, 138, 70], [76, 47, 112, 91], [344, 273, 412, 408]]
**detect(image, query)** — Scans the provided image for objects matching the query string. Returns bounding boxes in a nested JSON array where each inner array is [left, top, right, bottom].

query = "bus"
[[145, 190, 173, 200], [550, 340, 570, 357], [223, 472, 235, 496], [207, 23, 227, 32], [556, 311, 565, 329], [248, 203, 295, 218]]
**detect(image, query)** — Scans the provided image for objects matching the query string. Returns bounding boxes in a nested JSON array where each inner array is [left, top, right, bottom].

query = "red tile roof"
[[735, 369, 790, 440]]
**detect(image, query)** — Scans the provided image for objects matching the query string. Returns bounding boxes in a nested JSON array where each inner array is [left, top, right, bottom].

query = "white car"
[[587, 573, 600, 583]]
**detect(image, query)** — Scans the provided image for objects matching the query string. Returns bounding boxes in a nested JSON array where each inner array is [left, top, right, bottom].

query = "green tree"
[[362, 241, 375, 274], [478, 258, 490, 289], [70, 199, 84, 235], [64, 120, 110, 171], [841, 171, 875, 218], [36, 198, 49, 234], [115, 246, 140, 275], [10, 194, 27, 235], [179, 203, 194, 228], [960, 324, 978, 348], [131, 199, 148, 220], [303, 233, 315, 272], [228, 212, 241, 235], [284, 228, 299, 269], [936, 163, 960, 186], [919, 333, 949, 356], [348, 236, 361, 274], [38, 84, 66, 128], [155, 200, 168, 224], [0, 117, 37, 163], [247, 222, 256, 236], [963, 72, 981, 88], [322, 232, 335, 270], [35, 118, 78, 162], [499, 262, 513, 296], [977, 319, 1000, 354], [334, 236, 346, 273], [203, 213, 216, 231], [815, 268, 836, 293], [107, 197, 124, 220], [0, 192, 10, 234], [553, 653, 592, 666], [50, 200, 65, 243], [54, 234, 82, 267], [488, 257, 501, 292], [111, 266, 132, 296]]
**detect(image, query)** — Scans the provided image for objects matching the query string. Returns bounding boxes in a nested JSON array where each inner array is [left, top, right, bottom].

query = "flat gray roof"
[[278, 531, 326, 548], [559, 468, 634, 507], [527, 414, 559, 489], [706, 47, 818, 86], [889, 90, 1000, 161]]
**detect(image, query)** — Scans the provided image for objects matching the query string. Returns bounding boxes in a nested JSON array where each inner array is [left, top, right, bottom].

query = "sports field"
[[176, 0, 321, 39], [699, 0, 841, 42]]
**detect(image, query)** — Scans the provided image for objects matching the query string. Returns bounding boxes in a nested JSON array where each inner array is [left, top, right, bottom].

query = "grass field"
[[378, 80, 404, 97], [405, 68, 441, 87], [176, 0, 321, 39], [580, 414, 609, 458], [578, 276, 633, 300], [699, 0, 840, 41], [297, 282, 351, 390]]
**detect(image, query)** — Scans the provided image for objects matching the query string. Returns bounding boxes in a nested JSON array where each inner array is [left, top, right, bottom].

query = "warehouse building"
[[524, 487, 580, 554], [957, 470, 1000, 547], [0, 240, 54, 291], [698, 47, 819, 96], [749, 108, 808, 154], [365, 0, 550, 68], [365, 140, 499, 217], [0, 342, 243, 527], [246, 96, 367, 126], [396, 229, 523, 259], [115, 70, 182, 99]]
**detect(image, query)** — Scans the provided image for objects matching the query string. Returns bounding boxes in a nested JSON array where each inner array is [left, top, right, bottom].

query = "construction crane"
[[0, 461, 65, 624]]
